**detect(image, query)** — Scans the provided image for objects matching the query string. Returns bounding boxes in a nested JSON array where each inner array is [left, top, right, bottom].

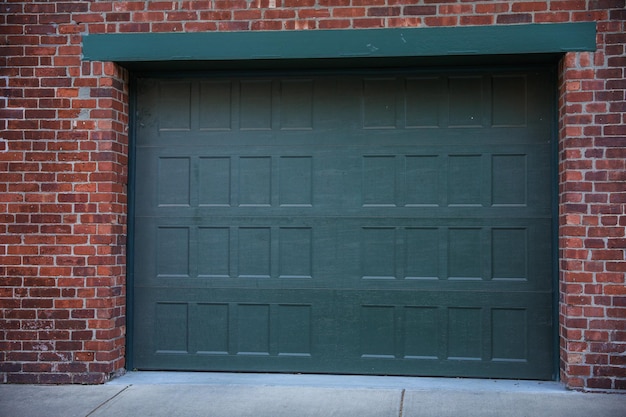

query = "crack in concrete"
[[85, 385, 131, 417]]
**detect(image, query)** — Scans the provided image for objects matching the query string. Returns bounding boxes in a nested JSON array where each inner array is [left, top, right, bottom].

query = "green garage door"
[[132, 68, 554, 379]]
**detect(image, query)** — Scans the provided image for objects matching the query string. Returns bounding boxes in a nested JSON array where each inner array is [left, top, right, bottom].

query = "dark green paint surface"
[[83, 23, 596, 63], [133, 68, 554, 379]]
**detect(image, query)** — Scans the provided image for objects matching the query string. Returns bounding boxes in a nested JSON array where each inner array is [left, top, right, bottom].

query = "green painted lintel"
[[82, 23, 596, 62]]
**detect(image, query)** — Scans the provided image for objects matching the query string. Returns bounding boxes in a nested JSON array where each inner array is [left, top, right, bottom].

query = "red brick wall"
[[558, 12, 626, 390], [1, 1, 129, 382], [1, 1, 624, 390]]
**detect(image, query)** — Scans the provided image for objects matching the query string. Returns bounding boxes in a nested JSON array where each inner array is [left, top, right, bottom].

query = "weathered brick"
[[404, 5, 437, 15]]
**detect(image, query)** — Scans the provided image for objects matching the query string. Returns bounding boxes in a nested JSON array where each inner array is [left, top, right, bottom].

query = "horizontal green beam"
[[83, 23, 596, 62]]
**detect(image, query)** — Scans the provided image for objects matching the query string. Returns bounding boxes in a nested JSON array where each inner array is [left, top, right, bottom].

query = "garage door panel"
[[279, 156, 313, 207], [199, 80, 233, 131], [447, 155, 484, 205], [403, 306, 440, 359], [362, 156, 398, 206], [362, 78, 400, 129], [280, 79, 315, 130], [135, 218, 551, 290], [492, 154, 527, 205], [337, 290, 552, 375], [448, 75, 487, 127], [198, 157, 231, 207], [405, 76, 445, 128], [239, 80, 273, 130], [135, 146, 551, 215], [278, 227, 313, 278], [492, 74, 528, 127], [155, 226, 190, 278], [156, 157, 191, 207], [137, 73, 551, 147], [134, 288, 338, 369], [133, 69, 555, 378], [135, 219, 339, 288], [157, 80, 192, 132], [135, 288, 552, 378]]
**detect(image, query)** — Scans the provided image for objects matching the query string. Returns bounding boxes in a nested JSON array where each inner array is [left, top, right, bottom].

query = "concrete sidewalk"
[[1, 372, 625, 417]]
